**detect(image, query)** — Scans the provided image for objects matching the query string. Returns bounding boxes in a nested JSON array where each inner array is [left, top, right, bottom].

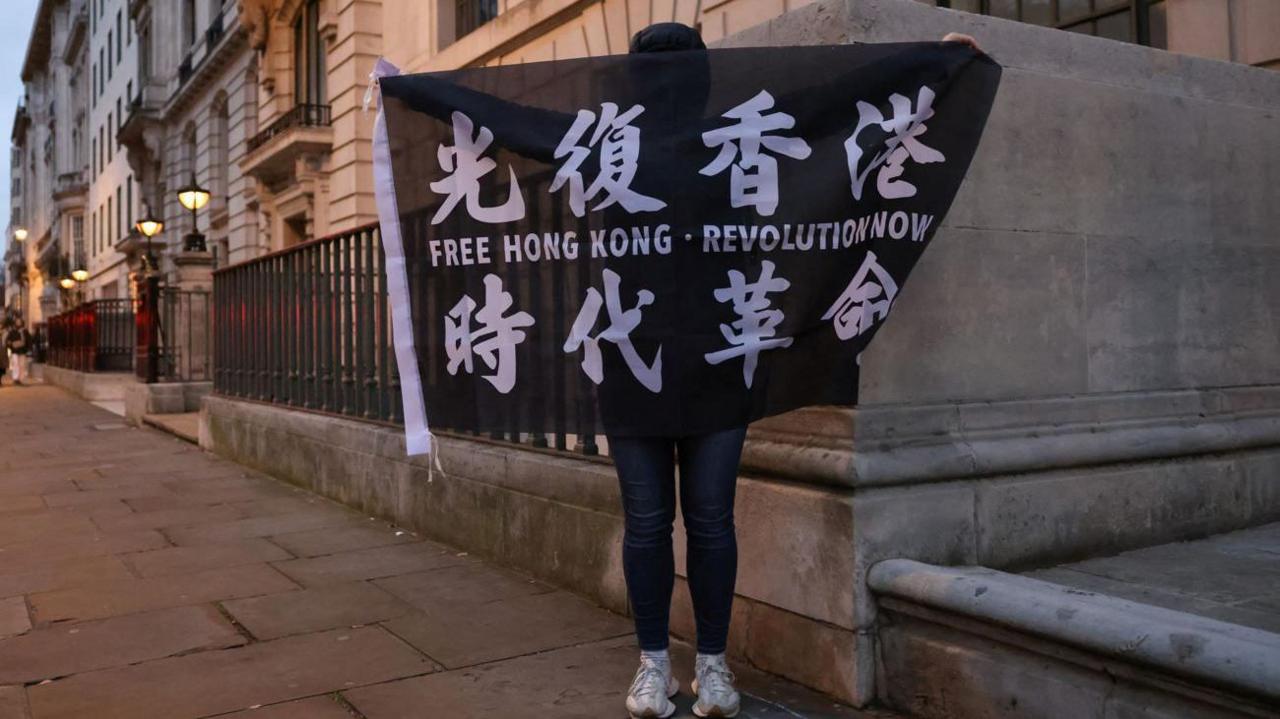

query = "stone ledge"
[[745, 386, 1280, 487], [869, 559, 1280, 700], [40, 366, 137, 403]]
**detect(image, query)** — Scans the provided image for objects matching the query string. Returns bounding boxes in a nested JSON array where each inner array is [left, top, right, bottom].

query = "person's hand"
[[942, 32, 982, 53]]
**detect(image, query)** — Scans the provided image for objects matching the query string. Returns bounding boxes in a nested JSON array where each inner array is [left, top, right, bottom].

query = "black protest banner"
[[372, 44, 1001, 453]]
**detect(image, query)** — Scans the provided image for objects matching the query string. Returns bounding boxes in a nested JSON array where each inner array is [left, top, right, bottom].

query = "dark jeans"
[[609, 427, 747, 654]]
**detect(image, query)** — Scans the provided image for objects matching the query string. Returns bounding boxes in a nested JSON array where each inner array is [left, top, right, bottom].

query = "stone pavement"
[[0, 384, 879, 719], [1027, 521, 1280, 634]]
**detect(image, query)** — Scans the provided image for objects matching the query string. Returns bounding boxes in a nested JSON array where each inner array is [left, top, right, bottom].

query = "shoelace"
[[698, 660, 737, 697], [630, 660, 670, 702]]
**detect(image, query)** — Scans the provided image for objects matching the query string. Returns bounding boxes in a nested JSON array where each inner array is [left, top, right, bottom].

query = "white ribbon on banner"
[[368, 58, 433, 456]]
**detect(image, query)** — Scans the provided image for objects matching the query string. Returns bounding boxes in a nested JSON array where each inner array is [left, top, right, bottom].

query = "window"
[[99, 48, 104, 93], [107, 196, 113, 247], [108, 31, 113, 73], [293, 0, 326, 105], [116, 186, 123, 244], [936, 0, 1165, 47], [72, 216, 83, 265], [106, 113, 113, 162], [456, 0, 499, 40], [116, 12, 122, 61], [126, 176, 133, 230], [210, 94, 229, 203], [139, 26, 150, 83], [184, 0, 197, 50], [92, 134, 98, 176]]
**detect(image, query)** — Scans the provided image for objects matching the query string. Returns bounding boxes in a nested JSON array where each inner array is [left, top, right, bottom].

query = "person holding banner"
[[616, 23, 982, 719]]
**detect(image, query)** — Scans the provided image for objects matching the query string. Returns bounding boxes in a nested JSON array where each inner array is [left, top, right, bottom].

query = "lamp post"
[[134, 206, 166, 384], [12, 227, 27, 242], [134, 206, 164, 274], [176, 175, 211, 253]]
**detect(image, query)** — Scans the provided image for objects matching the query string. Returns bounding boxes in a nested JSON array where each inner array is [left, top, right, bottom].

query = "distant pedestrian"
[[5, 317, 32, 386]]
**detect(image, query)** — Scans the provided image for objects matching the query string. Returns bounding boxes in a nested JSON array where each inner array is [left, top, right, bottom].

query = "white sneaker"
[[626, 655, 679, 719], [691, 654, 740, 718]]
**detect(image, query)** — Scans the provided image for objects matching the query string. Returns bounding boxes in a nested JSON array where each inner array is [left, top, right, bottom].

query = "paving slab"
[[164, 510, 360, 546], [90, 504, 244, 533], [0, 605, 245, 684], [0, 686, 29, 719], [29, 563, 299, 624], [0, 598, 29, 638], [124, 538, 294, 578], [270, 524, 417, 558], [211, 695, 357, 719], [0, 556, 135, 599], [26, 626, 436, 719], [0, 514, 96, 548], [271, 542, 469, 586], [374, 562, 555, 609], [0, 496, 46, 515], [381, 589, 632, 668], [221, 582, 415, 640], [0, 530, 169, 574]]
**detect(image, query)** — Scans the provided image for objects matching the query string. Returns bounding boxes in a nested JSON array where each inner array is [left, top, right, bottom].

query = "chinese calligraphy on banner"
[[373, 43, 1001, 453]]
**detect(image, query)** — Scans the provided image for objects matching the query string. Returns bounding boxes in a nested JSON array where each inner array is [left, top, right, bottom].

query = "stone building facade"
[[5, 0, 91, 325]]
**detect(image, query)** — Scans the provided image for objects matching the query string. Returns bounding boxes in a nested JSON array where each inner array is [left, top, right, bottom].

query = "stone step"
[[867, 559, 1280, 719]]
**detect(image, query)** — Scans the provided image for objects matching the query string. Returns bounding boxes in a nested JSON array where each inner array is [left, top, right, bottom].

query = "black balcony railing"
[[178, 55, 194, 85], [46, 299, 136, 373], [206, 12, 225, 48], [246, 103, 332, 153], [213, 223, 402, 424]]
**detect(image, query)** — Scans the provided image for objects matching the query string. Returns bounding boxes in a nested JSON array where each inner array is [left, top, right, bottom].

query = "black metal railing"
[[246, 103, 332, 153], [137, 279, 213, 383], [213, 217, 608, 456], [46, 299, 136, 372], [214, 223, 403, 424], [178, 55, 194, 85]]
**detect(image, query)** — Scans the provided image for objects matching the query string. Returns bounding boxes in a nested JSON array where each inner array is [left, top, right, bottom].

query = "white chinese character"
[[844, 86, 946, 201], [704, 260, 793, 388], [444, 273, 534, 394], [563, 269, 662, 392], [430, 111, 525, 225], [700, 91, 811, 217], [551, 103, 666, 218], [822, 251, 899, 341]]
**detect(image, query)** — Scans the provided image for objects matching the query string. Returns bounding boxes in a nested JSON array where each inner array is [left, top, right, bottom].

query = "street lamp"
[[176, 175, 210, 253], [135, 205, 164, 273], [71, 267, 89, 283], [12, 227, 27, 242]]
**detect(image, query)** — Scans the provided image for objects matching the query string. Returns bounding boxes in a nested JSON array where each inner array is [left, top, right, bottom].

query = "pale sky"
[[0, 0, 42, 259]]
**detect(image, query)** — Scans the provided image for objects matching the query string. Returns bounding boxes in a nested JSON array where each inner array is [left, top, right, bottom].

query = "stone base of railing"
[[124, 381, 212, 426], [41, 365, 137, 403], [200, 385, 1280, 706]]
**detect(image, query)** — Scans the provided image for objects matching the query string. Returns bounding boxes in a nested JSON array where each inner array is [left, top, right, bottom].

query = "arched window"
[[210, 93, 229, 205]]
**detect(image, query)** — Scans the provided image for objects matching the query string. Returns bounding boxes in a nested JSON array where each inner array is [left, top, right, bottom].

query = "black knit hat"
[[629, 23, 706, 53]]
